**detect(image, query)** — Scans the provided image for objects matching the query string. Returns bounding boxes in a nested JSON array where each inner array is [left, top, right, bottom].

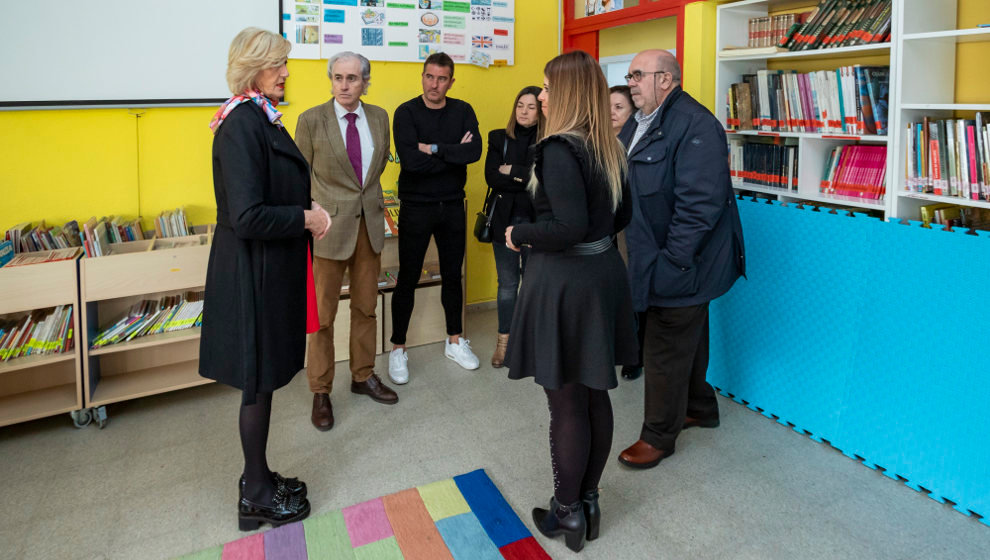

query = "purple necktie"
[[344, 112, 363, 186]]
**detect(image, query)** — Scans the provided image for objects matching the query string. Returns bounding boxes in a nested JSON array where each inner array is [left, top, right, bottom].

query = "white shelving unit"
[[892, 0, 990, 220], [716, 0, 897, 215]]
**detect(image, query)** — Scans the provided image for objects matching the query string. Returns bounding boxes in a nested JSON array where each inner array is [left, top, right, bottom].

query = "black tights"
[[240, 392, 275, 503], [545, 384, 614, 506]]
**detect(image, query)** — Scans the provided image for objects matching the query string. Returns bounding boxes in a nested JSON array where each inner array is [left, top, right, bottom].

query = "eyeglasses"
[[624, 70, 667, 83]]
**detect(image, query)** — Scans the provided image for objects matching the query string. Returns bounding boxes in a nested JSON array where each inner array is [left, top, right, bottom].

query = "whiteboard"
[[0, 1, 279, 108]]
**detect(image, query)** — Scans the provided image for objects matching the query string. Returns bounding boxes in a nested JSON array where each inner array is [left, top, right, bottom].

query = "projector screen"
[[0, 1, 280, 108]]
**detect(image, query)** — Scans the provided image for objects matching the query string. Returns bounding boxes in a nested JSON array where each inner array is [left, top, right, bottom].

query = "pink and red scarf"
[[209, 90, 283, 134]]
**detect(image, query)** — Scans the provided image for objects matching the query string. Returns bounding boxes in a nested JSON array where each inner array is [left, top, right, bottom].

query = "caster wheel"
[[71, 409, 92, 428]]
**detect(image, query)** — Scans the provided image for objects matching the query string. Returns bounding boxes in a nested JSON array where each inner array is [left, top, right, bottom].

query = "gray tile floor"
[[1, 308, 988, 559]]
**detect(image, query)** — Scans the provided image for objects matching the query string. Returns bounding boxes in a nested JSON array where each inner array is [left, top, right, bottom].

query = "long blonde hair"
[[532, 50, 627, 211]]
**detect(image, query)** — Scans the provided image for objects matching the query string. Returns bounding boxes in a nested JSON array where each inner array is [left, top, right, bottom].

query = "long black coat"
[[618, 87, 745, 311], [199, 102, 311, 398]]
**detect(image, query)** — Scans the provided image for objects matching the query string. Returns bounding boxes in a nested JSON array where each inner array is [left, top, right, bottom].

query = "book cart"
[[716, 0, 894, 216], [0, 254, 85, 428], [79, 234, 212, 428]]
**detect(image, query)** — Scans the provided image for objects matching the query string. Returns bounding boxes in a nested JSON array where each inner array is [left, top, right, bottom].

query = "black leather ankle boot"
[[581, 489, 600, 541], [532, 497, 587, 552]]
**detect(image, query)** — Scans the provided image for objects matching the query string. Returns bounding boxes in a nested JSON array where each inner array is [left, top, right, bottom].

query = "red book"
[[967, 124, 979, 199]]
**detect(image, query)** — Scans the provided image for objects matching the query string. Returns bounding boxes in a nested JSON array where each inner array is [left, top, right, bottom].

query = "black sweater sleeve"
[[614, 176, 632, 233], [393, 103, 450, 174], [510, 141, 588, 251], [436, 102, 482, 165]]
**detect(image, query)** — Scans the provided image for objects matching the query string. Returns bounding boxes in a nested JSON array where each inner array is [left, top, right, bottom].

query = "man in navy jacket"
[[616, 49, 745, 469]]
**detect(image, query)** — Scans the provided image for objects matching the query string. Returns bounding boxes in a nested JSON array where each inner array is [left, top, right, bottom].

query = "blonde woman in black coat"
[[200, 27, 330, 530]]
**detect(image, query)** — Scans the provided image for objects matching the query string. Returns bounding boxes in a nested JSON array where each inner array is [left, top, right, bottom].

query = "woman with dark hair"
[[610, 84, 646, 380], [484, 85, 544, 368], [505, 51, 637, 553], [609, 85, 634, 137], [201, 27, 330, 530]]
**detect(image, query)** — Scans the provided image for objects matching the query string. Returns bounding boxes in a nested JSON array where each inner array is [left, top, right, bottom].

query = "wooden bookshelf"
[[0, 255, 84, 428], [79, 235, 212, 416]]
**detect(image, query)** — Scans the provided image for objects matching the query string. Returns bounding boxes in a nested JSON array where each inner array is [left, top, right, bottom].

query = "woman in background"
[[609, 84, 645, 380], [609, 85, 634, 137], [483, 85, 544, 368], [505, 51, 637, 553], [201, 27, 330, 531]]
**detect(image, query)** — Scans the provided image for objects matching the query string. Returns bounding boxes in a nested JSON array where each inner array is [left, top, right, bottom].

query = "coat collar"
[[625, 86, 684, 159]]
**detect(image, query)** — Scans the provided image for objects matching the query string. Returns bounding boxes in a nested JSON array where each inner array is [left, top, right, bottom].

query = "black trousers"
[[390, 200, 465, 345], [640, 302, 719, 452]]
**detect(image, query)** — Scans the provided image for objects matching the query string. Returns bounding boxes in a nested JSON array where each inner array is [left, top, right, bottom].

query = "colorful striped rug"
[[178, 469, 550, 560]]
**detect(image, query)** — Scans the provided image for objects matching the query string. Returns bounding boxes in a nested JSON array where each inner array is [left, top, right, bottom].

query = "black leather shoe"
[[532, 497, 586, 553], [240, 472, 307, 499], [581, 489, 600, 541], [351, 374, 399, 405], [621, 365, 642, 380], [238, 484, 311, 531]]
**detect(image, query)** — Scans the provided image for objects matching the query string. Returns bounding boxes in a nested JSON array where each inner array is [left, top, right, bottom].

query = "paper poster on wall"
[[283, 0, 514, 65], [584, 0, 623, 16]]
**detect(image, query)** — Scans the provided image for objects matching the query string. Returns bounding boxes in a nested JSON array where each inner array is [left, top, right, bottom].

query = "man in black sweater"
[[388, 52, 482, 384]]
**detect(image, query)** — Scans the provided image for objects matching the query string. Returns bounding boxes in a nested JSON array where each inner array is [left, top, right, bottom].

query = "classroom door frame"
[[562, 0, 704, 74]]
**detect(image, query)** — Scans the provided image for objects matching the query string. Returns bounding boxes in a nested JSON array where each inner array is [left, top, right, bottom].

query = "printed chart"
[[281, 0, 515, 67]]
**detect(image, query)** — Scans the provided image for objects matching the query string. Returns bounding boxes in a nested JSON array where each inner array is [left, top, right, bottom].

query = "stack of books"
[[918, 204, 990, 231], [154, 208, 191, 238], [725, 66, 889, 136], [721, 0, 891, 58], [4, 220, 83, 254], [729, 138, 799, 191], [90, 291, 204, 349], [780, 0, 891, 51], [904, 114, 990, 200], [820, 144, 887, 199], [3, 248, 82, 268], [0, 305, 75, 362]]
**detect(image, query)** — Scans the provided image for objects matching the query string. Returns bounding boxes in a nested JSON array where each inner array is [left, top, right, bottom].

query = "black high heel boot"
[[581, 489, 600, 541], [532, 497, 587, 552]]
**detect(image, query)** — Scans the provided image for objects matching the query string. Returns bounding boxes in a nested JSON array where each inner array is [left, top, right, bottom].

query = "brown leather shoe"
[[683, 415, 720, 429], [618, 440, 671, 469], [351, 374, 399, 405], [311, 393, 334, 432], [491, 333, 509, 368]]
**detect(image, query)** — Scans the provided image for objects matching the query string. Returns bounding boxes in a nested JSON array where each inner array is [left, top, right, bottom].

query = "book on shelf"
[[90, 291, 204, 349], [905, 114, 990, 200], [3, 248, 82, 267], [819, 144, 887, 199], [4, 219, 84, 254], [729, 137, 799, 191], [384, 206, 400, 237], [0, 240, 12, 267], [725, 65, 888, 136], [919, 203, 990, 232], [154, 207, 191, 238], [723, 1, 890, 57], [0, 305, 74, 362], [382, 188, 399, 207]]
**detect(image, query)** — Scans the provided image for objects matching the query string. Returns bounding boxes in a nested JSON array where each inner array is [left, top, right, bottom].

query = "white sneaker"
[[389, 348, 409, 384], [445, 338, 480, 370]]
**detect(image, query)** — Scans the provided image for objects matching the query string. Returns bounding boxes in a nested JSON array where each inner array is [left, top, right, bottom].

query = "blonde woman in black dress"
[[504, 50, 637, 553]]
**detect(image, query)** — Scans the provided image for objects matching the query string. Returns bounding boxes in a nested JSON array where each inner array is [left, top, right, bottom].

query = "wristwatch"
[[430, 144, 438, 154]]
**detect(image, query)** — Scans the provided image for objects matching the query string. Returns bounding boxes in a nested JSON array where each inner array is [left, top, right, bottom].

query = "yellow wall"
[[955, 0, 990, 104], [0, 2, 559, 305], [682, 0, 718, 112], [599, 16, 676, 58]]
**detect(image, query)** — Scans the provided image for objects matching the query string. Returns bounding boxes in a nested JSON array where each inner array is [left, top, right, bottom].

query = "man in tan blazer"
[[295, 51, 398, 432]]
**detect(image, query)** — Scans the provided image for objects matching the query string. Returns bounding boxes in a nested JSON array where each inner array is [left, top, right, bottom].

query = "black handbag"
[[473, 189, 498, 243], [473, 136, 509, 243]]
